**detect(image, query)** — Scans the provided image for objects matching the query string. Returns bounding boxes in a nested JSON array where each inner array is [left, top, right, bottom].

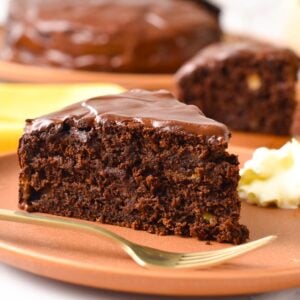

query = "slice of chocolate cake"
[[18, 90, 249, 244], [176, 42, 299, 135]]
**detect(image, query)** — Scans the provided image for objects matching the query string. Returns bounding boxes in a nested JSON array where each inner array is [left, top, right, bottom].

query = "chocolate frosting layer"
[[26, 89, 229, 139], [3, 0, 220, 73]]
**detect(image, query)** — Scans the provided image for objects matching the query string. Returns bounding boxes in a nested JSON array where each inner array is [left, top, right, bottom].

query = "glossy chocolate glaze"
[[3, 0, 220, 73], [26, 90, 229, 138]]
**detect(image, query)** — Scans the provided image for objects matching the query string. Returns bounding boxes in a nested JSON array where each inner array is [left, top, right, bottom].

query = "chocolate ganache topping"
[[3, 0, 220, 73], [26, 90, 229, 139]]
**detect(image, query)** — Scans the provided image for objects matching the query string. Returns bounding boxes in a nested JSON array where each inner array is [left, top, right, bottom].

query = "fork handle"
[[0, 208, 131, 248]]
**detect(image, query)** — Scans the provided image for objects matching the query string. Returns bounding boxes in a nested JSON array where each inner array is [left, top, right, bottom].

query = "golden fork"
[[0, 209, 276, 269]]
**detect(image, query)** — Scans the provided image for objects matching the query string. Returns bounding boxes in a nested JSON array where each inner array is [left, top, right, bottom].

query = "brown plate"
[[0, 148, 299, 296]]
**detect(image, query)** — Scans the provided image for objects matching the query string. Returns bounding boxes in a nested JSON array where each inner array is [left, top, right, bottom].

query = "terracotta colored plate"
[[0, 148, 299, 296]]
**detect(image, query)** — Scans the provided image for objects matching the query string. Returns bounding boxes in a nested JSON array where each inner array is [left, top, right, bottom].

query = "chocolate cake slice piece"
[[18, 89, 249, 244], [176, 42, 299, 135]]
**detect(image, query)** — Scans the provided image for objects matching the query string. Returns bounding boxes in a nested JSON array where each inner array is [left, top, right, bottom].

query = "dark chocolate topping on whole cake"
[[26, 89, 229, 138], [4, 0, 220, 73]]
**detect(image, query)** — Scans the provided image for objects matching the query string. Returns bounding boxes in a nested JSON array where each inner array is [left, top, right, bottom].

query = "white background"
[[0, 0, 9, 24]]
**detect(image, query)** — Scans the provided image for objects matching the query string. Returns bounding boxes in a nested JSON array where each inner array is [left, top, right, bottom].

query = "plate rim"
[[1, 237, 300, 296], [0, 59, 175, 90]]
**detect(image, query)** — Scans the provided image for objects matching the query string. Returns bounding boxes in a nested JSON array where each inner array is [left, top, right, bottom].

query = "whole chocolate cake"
[[18, 89, 249, 244], [176, 42, 299, 135], [2, 0, 221, 73]]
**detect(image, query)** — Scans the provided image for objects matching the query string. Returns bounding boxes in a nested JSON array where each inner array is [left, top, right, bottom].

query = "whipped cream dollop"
[[238, 139, 300, 209]]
